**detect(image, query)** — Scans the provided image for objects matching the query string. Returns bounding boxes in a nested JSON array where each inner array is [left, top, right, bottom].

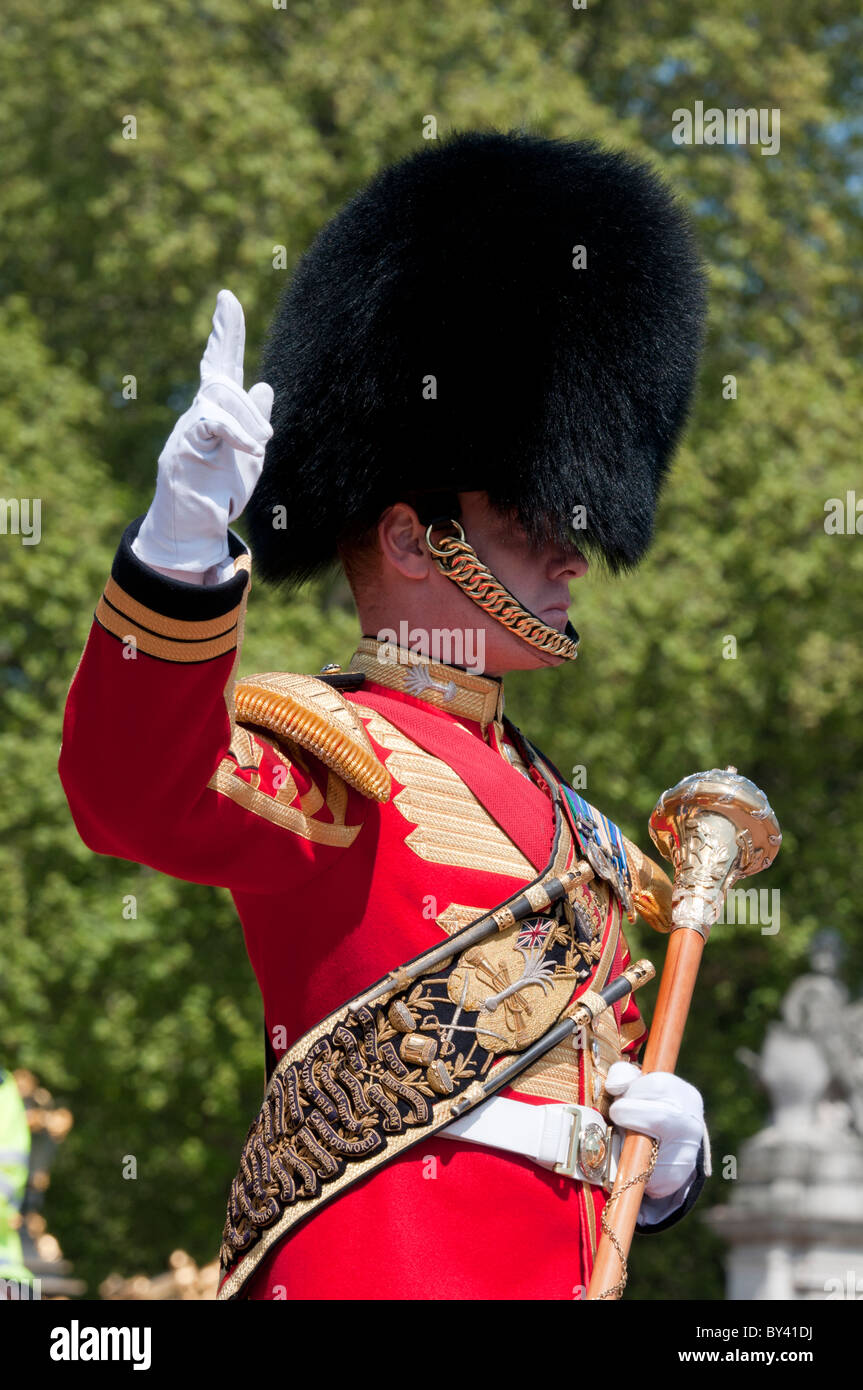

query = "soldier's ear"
[[377, 503, 429, 580]]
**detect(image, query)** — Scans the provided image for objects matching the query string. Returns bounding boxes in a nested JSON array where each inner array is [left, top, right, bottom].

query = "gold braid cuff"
[[425, 522, 579, 663]]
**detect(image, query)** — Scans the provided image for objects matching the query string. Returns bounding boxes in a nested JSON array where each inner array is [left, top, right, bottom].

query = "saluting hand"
[[132, 289, 274, 581]]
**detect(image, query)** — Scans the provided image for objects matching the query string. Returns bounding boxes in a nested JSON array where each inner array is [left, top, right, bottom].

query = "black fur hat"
[[247, 129, 706, 586]]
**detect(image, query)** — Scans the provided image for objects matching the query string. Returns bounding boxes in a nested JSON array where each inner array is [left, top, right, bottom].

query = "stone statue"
[[737, 929, 862, 1141], [708, 928, 863, 1300]]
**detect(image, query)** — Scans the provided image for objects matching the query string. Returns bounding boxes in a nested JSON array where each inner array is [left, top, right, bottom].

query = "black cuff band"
[[114, 516, 250, 621], [636, 1142, 707, 1236]]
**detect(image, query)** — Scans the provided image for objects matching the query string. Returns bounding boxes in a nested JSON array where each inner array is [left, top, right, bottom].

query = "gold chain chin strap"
[[593, 1137, 660, 1300], [424, 521, 579, 662]]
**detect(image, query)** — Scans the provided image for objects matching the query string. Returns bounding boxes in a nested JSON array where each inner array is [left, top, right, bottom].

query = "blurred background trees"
[[1, 0, 860, 1298]]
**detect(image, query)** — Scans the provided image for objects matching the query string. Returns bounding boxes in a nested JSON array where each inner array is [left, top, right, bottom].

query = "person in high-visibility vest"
[[0, 1068, 32, 1293]]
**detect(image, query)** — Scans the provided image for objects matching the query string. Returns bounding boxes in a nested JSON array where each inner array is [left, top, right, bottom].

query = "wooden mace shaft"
[[586, 925, 706, 1300]]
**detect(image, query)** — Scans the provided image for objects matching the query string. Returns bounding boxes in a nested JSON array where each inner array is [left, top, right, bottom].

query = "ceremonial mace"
[[586, 767, 781, 1301]]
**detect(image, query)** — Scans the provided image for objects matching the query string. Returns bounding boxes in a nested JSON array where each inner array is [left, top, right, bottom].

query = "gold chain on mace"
[[593, 1137, 660, 1300]]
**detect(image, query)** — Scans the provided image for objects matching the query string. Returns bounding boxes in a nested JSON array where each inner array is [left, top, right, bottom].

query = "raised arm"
[[59, 292, 368, 893]]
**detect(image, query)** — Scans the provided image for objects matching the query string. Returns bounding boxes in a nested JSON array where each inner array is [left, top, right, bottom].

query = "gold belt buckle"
[[554, 1105, 612, 1187]]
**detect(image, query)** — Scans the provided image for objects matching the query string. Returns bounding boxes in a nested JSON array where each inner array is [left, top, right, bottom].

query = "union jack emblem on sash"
[[517, 918, 550, 951]]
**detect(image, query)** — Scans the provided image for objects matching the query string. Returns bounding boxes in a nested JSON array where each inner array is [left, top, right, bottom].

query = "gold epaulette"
[[621, 835, 674, 933], [234, 673, 392, 804]]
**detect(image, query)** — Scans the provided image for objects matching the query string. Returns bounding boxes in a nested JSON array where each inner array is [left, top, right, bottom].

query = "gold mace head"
[[648, 767, 782, 941]]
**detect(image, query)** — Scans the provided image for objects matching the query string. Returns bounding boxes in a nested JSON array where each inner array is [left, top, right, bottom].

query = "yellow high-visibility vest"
[[0, 1069, 32, 1287]]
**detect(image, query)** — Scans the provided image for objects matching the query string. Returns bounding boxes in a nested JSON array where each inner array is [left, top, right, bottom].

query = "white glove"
[[132, 289, 274, 579], [605, 1061, 707, 1203]]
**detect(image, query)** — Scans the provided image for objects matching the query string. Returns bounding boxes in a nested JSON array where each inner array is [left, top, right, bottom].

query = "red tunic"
[[59, 519, 686, 1301]]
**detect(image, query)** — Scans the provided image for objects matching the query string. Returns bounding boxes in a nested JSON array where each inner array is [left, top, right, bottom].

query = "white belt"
[[440, 1095, 621, 1189]]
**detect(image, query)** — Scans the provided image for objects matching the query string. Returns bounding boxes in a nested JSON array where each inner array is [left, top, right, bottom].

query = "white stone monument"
[[707, 930, 863, 1300]]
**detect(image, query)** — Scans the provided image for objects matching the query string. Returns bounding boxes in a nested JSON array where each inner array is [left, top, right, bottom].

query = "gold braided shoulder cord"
[[593, 1137, 660, 1300], [425, 522, 579, 662]]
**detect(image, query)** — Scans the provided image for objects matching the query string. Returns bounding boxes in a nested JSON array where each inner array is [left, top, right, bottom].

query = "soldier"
[[60, 130, 709, 1301]]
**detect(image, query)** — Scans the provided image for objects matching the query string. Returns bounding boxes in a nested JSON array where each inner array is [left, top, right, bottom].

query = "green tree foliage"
[[1, 0, 859, 1298]]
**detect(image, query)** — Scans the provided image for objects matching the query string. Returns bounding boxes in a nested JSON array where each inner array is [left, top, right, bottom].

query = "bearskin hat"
[[247, 129, 706, 587]]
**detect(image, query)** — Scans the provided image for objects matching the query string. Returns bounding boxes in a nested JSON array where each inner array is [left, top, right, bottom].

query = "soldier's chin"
[[496, 639, 564, 674], [533, 648, 567, 669]]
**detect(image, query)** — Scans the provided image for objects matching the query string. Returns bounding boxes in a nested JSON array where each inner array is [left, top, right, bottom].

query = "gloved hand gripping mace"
[[586, 767, 782, 1301]]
